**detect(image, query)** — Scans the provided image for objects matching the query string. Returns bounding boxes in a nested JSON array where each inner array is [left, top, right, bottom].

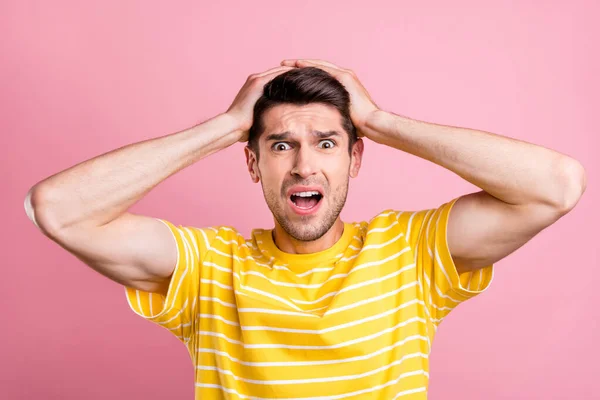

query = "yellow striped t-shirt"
[[125, 197, 494, 399]]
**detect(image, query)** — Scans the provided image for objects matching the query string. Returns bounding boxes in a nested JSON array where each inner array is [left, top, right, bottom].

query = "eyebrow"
[[264, 130, 342, 142]]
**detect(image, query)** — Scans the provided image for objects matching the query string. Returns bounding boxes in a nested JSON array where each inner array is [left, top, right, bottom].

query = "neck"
[[272, 218, 345, 254]]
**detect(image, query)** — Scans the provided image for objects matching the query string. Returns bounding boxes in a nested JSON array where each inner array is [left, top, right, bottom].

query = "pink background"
[[1, 1, 598, 399]]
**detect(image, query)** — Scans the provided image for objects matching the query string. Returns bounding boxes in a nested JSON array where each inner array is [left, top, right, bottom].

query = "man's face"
[[245, 103, 363, 242]]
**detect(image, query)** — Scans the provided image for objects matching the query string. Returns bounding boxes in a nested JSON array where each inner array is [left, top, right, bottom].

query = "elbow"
[[24, 187, 39, 228], [24, 185, 63, 237], [552, 157, 587, 215]]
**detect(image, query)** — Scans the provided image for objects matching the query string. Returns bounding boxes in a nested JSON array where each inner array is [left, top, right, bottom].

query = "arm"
[[362, 111, 586, 273], [25, 65, 294, 295], [281, 59, 587, 274], [26, 113, 241, 295]]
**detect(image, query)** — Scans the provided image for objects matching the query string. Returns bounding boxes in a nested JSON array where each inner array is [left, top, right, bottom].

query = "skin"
[[25, 60, 586, 299], [244, 103, 364, 254], [279, 59, 587, 274]]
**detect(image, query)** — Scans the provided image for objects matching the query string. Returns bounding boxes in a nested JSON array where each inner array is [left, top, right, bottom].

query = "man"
[[25, 59, 586, 399]]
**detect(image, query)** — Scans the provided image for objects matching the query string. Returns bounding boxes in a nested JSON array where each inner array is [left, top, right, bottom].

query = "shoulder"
[[158, 220, 250, 252], [361, 208, 434, 239], [363, 200, 460, 246], [346, 210, 404, 241], [197, 225, 250, 250], [364, 209, 409, 231]]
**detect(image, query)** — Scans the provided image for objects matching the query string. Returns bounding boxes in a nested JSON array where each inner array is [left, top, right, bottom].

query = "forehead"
[[261, 103, 345, 137]]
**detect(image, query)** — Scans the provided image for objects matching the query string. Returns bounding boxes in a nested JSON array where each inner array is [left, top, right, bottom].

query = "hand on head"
[[226, 65, 296, 142], [280, 59, 380, 137], [227, 59, 380, 143]]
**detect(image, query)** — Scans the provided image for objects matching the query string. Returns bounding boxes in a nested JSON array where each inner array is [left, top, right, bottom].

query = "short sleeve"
[[124, 219, 217, 343], [398, 198, 494, 325]]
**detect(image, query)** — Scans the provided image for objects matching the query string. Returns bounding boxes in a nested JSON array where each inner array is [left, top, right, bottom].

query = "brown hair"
[[248, 67, 358, 158]]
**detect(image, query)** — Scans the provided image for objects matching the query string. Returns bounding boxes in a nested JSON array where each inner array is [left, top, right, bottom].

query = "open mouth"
[[290, 191, 323, 210]]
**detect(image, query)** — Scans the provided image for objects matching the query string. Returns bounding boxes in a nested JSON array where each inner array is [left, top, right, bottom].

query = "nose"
[[290, 146, 317, 179]]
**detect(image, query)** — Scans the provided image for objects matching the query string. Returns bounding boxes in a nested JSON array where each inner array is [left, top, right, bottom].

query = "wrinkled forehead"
[[261, 103, 346, 138]]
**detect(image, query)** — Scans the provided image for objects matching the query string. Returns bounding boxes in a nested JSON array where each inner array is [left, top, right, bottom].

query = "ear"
[[349, 138, 364, 178], [244, 146, 261, 183]]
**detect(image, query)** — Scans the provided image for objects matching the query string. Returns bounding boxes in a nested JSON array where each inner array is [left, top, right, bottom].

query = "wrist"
[[217, 112, 247, 141], [361, 109, 391, 142], [218, 111, 241, 130]]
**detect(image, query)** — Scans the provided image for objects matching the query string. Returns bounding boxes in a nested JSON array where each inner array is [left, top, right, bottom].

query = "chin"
[[287, 226, 325, 242], [280, 213, 333, 242]]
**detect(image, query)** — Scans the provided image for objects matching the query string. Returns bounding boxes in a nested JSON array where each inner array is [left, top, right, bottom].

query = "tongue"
[[295, 196, 319, 209]]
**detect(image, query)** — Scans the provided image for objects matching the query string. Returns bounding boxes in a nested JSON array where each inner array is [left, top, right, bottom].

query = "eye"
[[318, 139, 336, 149], [272, 142, 291, 151]]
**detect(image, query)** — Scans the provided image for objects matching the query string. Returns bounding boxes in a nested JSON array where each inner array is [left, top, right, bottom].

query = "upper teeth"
[[293, 191, 320, 197]]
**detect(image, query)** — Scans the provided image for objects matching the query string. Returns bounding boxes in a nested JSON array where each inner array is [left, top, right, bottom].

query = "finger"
[[281, 59, 339, 68], [256, 65, 295, 78], [299, 59, 342, 69], [289, 60, 343, 77], [282, 59, 346, 71]]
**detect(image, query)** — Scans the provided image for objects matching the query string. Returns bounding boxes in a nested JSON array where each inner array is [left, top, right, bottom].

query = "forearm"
[[28, 112, 241, 234], [363, 110, 586, 210]]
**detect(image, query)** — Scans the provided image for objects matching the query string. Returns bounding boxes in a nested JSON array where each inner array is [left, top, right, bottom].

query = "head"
[[245, 67, 364, 242]]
